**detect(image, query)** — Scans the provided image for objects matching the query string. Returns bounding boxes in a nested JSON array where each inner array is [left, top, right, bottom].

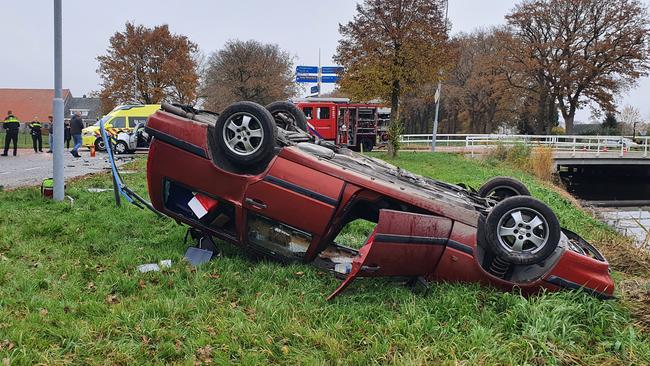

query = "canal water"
[[559, 167, 650, 247], [597, 207, 649, 247]]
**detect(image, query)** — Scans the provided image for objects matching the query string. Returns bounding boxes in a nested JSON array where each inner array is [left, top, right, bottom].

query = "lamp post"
[[431, 0, 449, 152], [52, 0, 64, 201]]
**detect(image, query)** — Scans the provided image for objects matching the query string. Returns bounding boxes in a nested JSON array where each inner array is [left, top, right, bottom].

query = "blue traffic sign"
[[321, 75, 340, 83], [310, 85, 319, 94], [296, 66, 318, 74], [321, 66, 344, 74], [296, 75, 318, 83]]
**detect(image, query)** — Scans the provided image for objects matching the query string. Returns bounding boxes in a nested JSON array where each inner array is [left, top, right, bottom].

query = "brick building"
[[0, 88, 101, 133]]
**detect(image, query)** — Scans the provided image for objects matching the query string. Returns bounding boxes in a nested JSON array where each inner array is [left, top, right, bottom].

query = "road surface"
[[0, 148, 130, 190]]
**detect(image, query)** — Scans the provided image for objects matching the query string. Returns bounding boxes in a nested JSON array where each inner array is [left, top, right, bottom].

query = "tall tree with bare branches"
[[507, 0, 650, 133], [201, 40, 298, 112], [97, 23, 199, 112], [335, 0, 450, 157]]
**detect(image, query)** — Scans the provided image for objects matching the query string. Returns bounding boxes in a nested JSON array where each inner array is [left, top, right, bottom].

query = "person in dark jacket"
[[29, 117, 43, 153], [70, 112, 84, 157], [64, 120, 71, 149], [2, 110, 20, 156]]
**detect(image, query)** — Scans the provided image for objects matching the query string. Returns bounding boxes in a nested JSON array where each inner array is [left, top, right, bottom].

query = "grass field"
[[0, 131, 51, 150], [1, 152, 649, 365]]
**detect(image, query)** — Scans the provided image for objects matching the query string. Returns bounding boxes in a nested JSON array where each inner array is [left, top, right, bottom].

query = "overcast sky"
[[1, 0, 648, 122]]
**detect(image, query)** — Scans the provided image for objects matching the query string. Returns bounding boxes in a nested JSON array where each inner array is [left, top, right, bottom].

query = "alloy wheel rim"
[[222, 112, 264, 156], [496, 207, 549, 254]]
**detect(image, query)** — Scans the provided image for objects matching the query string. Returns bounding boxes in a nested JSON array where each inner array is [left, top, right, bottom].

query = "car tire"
[[114, 141, 129, 155], [478, 176, 531, 202], [265, 101, 308, 132], [213, 101, 277, 168], [94, 137, 106, 152], [485, 196, 560, 265]]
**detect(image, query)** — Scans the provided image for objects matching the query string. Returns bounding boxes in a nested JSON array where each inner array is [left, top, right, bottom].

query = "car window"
[[302, 107, 313, 119], [129, 117, 148, 127], [110, 117, 126, 128], [317, 107, 330, 120]]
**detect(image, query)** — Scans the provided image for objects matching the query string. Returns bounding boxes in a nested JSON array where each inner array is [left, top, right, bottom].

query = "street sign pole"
[[317, 48, 322, 97], [431, 0, 449, 152], [431, 82, 441, 152], [53, 0, 65, 201]]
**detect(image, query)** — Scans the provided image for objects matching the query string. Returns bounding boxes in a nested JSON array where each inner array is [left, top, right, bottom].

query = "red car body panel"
[[145, 109, 615, 300]]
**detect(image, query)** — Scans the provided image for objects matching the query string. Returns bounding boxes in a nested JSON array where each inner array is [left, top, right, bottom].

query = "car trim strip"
[[263, 175, 339, 206], [374, 233, 447, 246], [145, 127, 208, 158], [446, 240, 475, 256], [544, 275, 612, 300], [373, 234, 474, 256]]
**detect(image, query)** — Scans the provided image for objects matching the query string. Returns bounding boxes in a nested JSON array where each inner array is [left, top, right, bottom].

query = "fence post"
[[571, 137, 576, 157], [620, 137, 624, 158], [469, 137, 474, 158], [645, 138, 648, 158]]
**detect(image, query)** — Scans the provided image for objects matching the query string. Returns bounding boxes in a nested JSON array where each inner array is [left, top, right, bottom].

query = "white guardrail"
[[399, 134, 650, 158]]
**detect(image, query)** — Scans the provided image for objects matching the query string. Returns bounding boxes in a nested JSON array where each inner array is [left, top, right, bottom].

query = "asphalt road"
[[0, 148, 129, 190]]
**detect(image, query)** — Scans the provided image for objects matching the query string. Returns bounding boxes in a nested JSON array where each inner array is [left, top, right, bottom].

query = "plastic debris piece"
[[137, 263, 160, 273], [87, 188, 112, 193]]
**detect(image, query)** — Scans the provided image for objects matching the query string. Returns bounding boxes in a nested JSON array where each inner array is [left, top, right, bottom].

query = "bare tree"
[[618, 105, 642, 135], [507, 0, 650, 133], [201, 40, 298, 112], [443, 29, 521, 134]]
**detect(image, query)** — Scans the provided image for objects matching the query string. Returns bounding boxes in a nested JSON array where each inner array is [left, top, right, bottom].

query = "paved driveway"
[[0, 148, 129, 190]]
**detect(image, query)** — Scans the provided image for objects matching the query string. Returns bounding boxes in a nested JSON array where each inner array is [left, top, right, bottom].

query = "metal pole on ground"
[[53, 0, 64, 201]]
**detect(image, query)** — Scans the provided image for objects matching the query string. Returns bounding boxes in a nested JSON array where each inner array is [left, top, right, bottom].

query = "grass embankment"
[[1, 153, 649, 365]]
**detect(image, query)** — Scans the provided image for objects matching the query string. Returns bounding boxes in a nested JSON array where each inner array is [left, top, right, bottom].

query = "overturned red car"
[[144, 101, 614, 300]]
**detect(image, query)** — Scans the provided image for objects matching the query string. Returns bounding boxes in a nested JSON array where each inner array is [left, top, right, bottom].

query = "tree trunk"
[[564, 113, 575, 134]]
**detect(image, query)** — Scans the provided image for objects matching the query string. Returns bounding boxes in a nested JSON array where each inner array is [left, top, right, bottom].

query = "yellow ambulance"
[[82, 104, 160, 150]]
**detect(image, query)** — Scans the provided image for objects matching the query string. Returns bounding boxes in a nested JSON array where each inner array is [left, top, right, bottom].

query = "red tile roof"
[[0, 88, 72, 122]]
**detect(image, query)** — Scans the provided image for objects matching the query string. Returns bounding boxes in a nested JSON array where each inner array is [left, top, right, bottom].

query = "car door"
[[328, 209, 453, 300], [244, 156, 345, 259]]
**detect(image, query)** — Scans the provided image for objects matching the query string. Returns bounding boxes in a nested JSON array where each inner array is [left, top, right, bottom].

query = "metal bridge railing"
[[399, 134, 650, 159]]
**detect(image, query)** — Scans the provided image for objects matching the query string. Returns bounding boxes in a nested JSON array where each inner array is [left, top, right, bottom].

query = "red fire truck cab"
[[295, 98, 386, 152]]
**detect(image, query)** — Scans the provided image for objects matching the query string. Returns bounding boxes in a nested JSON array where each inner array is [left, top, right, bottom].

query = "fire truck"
[[294, 98, 388, 152]]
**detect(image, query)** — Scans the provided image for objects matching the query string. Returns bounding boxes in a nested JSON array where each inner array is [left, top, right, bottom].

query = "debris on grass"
[[86, 188, 112, 193], [137, 260, 172, 273], [105, 294, 120, 305]]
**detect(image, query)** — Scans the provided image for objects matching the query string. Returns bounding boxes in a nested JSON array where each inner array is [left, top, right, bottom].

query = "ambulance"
[[82, 104, 160, 150]]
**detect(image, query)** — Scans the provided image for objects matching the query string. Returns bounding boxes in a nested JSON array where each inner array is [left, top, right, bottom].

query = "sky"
[[1, 0, 649, 123]]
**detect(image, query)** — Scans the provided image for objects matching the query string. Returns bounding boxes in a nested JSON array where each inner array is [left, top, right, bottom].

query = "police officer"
[[2, 110, 20, 156], [29, 117, 43, 153]]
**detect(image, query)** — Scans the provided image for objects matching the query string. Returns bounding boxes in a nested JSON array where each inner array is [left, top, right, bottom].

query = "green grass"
[[0, 153, 649, 365], [0, 131, 51, 149]]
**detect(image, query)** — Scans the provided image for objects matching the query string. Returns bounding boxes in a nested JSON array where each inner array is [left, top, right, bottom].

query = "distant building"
[[0, 88, 101, 133], [65, 95, 102, 126]]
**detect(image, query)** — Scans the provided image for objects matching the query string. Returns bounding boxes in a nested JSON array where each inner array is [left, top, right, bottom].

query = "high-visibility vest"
[[2, 115, 20, 130], [31, 122, 42, 128]]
